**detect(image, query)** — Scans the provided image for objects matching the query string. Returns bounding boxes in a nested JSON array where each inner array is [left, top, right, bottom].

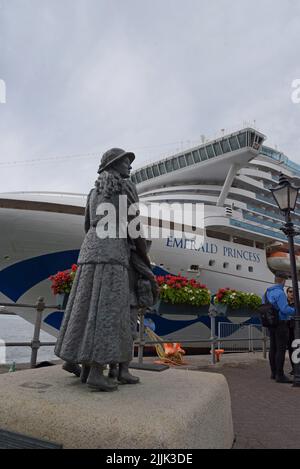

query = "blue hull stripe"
[[0, 250, 79, 302], [146, 313, 260, 337], [0, 250, 262, 337], [44, 311, 64, 330], [44, 310, 261, 338]]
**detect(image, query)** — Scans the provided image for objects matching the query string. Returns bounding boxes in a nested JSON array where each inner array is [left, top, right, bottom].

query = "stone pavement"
[[217, 360, 300, 449]]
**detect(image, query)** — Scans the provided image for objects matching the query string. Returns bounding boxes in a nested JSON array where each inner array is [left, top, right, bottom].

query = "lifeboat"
[[267, 251, 300, 273]]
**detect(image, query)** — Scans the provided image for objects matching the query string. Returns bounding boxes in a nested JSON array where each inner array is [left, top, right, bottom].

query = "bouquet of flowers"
[[144, 325, 186, 366], [214, 288, 261, 310], [49, 264, 78, 295], [156, 274, 211, 307]]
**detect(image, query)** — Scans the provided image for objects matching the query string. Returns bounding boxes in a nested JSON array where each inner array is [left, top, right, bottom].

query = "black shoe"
[[271, 374, 276, 380], [62, 361, 81, 377], [80, 365, 91, 384], [276, 375, 293, 384]]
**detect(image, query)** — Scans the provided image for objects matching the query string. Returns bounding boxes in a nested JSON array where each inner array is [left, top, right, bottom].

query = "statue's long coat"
[[55, 170, 135, 365]]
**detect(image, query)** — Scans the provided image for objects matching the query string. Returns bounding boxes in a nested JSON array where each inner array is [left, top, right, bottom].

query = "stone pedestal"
[[0, 366, 234, 449]]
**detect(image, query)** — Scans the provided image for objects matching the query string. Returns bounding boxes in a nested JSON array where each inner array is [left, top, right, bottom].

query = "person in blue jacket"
[[264, 272, 296, 383]]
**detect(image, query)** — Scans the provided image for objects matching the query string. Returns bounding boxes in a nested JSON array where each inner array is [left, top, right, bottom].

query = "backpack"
[[258, 291, 279, 328]]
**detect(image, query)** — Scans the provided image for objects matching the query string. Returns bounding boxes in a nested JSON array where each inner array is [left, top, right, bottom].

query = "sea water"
[[0, 315, 57, 364]]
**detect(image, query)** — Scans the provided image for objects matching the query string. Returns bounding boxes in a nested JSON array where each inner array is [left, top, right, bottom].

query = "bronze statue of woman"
[[55, 148, 153, 391]]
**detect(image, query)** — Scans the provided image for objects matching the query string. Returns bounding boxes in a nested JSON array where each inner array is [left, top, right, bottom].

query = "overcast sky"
[[1, 0, 300, 194]]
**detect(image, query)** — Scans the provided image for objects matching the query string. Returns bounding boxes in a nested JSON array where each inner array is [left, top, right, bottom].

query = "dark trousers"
[[287, 322, 295, 371], [269, 321, 289, 378]]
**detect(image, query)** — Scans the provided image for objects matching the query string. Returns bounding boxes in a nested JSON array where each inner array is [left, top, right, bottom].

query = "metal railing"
[[217, 322, 269, 354], [0, 297, 58, 368], [0, 298, 268, 369], [136, 310, 269, 366]]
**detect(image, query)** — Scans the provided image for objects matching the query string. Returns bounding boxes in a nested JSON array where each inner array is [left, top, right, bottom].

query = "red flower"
[[156, 275, 166, 286], [49, 266, 77, 295]]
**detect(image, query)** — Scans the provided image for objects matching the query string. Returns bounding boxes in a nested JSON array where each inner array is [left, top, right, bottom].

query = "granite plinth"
[[0, 366, 234, 449]]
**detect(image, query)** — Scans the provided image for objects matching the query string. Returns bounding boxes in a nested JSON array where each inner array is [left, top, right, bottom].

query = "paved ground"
[[0, 360, 61, 374], [2, 353, 300, 449], [196, 358, 300, 449], [218, 360, 300, 449]]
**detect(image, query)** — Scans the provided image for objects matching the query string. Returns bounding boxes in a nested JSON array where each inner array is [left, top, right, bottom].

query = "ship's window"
[[206, 229, 231, 241], [257, 136, 264, 147], [193, 150, 200, 163], [249, 132, 255, 148], [135, 172, 142, 184], [206, 145, 215, 158], [237, 132, 247, 148], [253, 134, 261, 150], [223, 262, 229, 269], [233, 236, 254, 247], [140, 169, 147, 181], [146, 167, 153, 179], [229, 136, 239, 151], [179, 155, 187, 168], [172, 157, 180, 170], [221, 139, 231, 153], [236, 265, 242, 271], [190, 265, 199, 271], [185, 153, 194, 165], [213, 142, 223, 156], [165, 160, 173, 173], [152, 165, 159, 177], [158, 163, 166, 174], [248, 266, 254, 272], [255, 241, 265, 250], [199, 147, 208, 161], [209, 260, 215, 266]]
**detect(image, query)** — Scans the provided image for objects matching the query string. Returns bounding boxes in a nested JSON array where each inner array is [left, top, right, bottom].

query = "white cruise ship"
[[0, 127, 299, 344]]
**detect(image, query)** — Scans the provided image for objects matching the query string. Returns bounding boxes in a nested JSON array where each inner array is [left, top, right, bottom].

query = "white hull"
[[0, 204, 275, 341]]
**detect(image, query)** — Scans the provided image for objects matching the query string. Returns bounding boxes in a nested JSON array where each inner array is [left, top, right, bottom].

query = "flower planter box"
[[155, 301, 209, 317], [214, 303, 258, 317]]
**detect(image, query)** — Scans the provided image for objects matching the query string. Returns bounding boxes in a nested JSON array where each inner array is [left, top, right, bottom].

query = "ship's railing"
[[0, 298, 269, 369], [0, 297, 58, 368]]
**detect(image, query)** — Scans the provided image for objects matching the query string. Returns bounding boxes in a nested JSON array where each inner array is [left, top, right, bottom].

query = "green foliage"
[[214, 288, 262, 310], [156, 275, 211, 306]]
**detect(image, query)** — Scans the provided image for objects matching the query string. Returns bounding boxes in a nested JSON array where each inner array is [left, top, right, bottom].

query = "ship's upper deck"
[[131, 128, 300, 194], [131, 128, 266, 192], [130, 128, 300, 246]]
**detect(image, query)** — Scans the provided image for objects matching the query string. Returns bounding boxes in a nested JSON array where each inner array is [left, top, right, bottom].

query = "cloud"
[[1, 0, 300, 193]]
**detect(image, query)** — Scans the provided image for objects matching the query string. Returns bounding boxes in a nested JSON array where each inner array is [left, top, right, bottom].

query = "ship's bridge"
[[131, 128, 266, 194]]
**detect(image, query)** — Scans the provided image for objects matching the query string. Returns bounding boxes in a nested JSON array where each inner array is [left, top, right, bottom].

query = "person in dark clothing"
[[286, 287, 295, 375], [264, 272, 295, 383]]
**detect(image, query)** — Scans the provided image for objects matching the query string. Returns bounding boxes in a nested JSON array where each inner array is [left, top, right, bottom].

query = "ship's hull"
[[0, 204, 276, 346]]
